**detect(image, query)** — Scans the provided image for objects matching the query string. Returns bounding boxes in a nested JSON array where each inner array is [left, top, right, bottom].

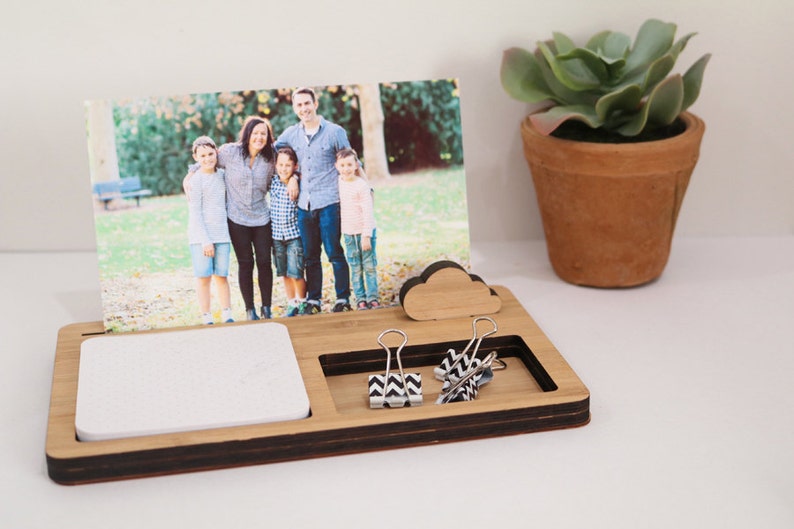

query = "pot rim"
[[520, 111, 705, 152]]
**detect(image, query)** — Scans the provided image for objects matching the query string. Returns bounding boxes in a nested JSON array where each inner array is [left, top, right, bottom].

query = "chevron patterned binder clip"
[[434, 316, 500, 384], [436, 350, 500, 404], [368, 329, 423, 408], [435, 317, 506, 404]]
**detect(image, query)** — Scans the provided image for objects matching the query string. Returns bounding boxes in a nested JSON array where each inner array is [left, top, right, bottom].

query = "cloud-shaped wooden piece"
[[399, 261, 502, 321]]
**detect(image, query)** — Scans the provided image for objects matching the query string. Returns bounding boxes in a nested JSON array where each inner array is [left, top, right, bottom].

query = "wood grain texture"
[[400, 261, 502, 320], [45, 286, 589, 484]]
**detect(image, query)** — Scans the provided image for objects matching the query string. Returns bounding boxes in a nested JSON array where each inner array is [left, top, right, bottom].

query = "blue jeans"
[[344, 231, 378, 303], [272, 237, 305, 279], [297, 202, 350, 303], [189, 242, 231, 277]]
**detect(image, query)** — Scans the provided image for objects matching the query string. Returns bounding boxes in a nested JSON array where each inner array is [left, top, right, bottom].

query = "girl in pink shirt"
[[336, 148, 380, 309]]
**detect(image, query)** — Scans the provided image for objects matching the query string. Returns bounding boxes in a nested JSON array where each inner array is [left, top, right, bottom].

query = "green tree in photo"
[[106, 79, 463, 197], [379, 79, 463, 173]]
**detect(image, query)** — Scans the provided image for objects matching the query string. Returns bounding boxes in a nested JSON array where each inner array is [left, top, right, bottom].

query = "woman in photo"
[[186, 116, 298, 320]]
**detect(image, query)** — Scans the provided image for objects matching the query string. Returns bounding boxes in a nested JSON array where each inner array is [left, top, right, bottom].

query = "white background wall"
[[1, 0, 792, 252]]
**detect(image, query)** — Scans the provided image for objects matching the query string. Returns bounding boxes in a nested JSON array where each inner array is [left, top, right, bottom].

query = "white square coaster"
[[75, 323, 310, 441]]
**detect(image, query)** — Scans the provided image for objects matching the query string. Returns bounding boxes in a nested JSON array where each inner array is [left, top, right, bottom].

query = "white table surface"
[[1, 237, 792, 528]]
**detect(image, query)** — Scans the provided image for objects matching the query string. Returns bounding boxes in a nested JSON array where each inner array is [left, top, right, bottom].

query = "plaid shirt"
[[270, 177, 300, 240]]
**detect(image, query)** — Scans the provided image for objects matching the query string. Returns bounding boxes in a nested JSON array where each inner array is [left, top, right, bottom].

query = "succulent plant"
[[501, 18, 711, 138]]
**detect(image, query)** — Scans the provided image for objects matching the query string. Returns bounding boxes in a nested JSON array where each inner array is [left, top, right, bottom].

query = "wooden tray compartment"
[[321, 335, 558, 414]]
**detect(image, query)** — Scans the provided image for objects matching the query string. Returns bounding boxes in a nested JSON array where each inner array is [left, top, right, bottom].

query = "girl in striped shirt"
[[187, 136, 234, 325]]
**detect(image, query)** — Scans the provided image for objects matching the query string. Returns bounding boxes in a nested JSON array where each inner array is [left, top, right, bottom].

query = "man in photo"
[[275, 87, 352, 314]]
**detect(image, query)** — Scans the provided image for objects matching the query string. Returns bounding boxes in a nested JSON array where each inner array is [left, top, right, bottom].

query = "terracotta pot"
[[521, 111, 705, 287]]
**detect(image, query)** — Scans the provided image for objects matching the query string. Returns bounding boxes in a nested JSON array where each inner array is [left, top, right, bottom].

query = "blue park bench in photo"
[[93, 177, 153, 210]]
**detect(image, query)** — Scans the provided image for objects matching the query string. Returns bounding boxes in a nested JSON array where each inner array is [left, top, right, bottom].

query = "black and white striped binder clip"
[[437, 350, 500, 404], [368, 329, 423, 408], [435, 316, 505, 404]]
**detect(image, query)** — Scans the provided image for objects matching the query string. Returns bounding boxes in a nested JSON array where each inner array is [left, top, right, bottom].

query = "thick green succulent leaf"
[[535, 48, 597, 105], [599, 31, 630, 78], [595, 84, 642, 121], [603, 31, 632, 60], [587, 30, 631, 77], [586, 30, 630, 59], [617, 75, 684, 136], [670, 32, 697, 60], [644, 75, 684, 125], [643, 53, 676, 91], [618, 52, 674, 94], [620, 31, 694, 89], [681, 53, 711, 111], [538, 40, 601, 91], [624, 19, 677, 76], [642, 53, 675, 94], [586, 30, 611, 53], [552, 31, 576, 54], [530, 104, 604, 135], [612, 25, 695, 90], [501, 47, 557, 103], [556, 47, 610, 84]]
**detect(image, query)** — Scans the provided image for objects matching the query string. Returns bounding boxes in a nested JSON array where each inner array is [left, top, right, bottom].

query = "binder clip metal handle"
[[434, 316, 499, 381], [368, 329, 423, 408]]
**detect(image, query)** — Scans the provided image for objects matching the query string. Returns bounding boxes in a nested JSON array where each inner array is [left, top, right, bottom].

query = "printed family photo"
[[86, 79, 470, 332]]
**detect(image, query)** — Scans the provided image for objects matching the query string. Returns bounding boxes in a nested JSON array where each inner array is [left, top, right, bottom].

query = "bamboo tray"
[[45, 286, 589, 484]]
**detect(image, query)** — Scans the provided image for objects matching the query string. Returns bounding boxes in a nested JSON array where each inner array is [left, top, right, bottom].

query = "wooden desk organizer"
[[46, 286, 589, 485]]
